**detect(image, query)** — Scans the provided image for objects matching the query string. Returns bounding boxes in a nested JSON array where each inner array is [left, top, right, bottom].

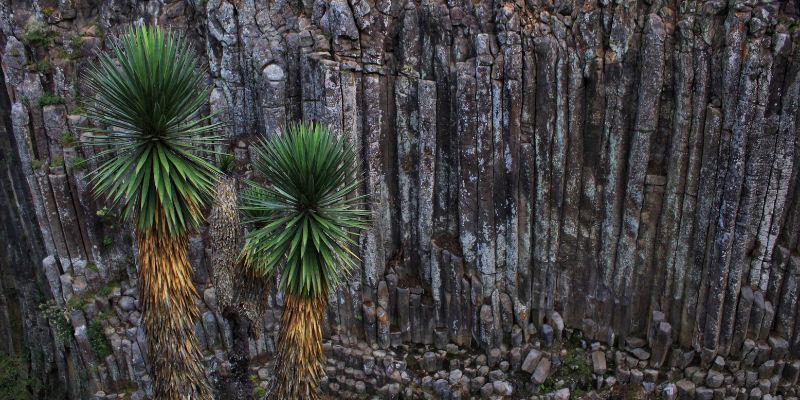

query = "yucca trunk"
[[210, 177, 265, 399], [210, 178, 239, 309], [137, 220, 211, 400], [268, 292, 328, 400], [210, 177, 271, 335]]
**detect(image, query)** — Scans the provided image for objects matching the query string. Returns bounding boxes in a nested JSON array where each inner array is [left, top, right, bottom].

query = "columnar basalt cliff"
[[1, 0, 800, 399]]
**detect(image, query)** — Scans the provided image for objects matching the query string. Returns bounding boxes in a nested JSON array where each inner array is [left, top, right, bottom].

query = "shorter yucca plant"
[[239, 122, 370, 399]]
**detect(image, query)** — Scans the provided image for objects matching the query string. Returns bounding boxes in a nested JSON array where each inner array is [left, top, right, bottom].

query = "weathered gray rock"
[[707, 370, 725, 388], [650, 322, 672, 368], [202, 311, 222, 350], [632, 348, 651, 361], [592, 351, 607, 375], [677, 380, 697, 400], [522, 349, 543, 374], [532, 357, 551, 385]]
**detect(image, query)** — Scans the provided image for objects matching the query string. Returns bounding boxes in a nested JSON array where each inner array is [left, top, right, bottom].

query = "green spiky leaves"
[[79, 25, 224, 236], [240, 123, 371, 299]]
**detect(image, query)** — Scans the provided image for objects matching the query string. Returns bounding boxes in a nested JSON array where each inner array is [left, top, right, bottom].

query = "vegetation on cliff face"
[[0, 352, 40, 400]]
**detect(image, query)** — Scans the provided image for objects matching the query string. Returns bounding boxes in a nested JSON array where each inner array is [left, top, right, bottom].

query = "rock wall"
[[1, 0, 800, 398]]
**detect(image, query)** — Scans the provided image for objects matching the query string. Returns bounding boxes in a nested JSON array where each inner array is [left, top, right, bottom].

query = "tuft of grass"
[[70, 106, 85, 115], [65, 281, 120, 311], [37, 93, 64, 107], [69, 35, 82, 49], [22, 20, 55, 48], [29, 60, 51, 74], [69, 157, 87, 172], [65, 295, 84, 311], [96, 311, 115, 321], [62, 132, 77, 147], [86, 262, 99, 273], [87, 320, 112, 358], [95, 285, 114, 298], [30, 159, 45, 170], [10, 50, 20, 57], [541, 376, 555, 393], [50, 156, 64, 168]]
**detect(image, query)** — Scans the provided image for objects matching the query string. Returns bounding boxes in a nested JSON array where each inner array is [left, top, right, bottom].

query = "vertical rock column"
[[706, 33, 773, 358], [457, 62, 477, 279], [614, 14, 666, 303], [37, 166, 73, 276], [502, 29, 522, 325], [397, 73, 418, 271], [681, 105, 723, 348], [11, 102, 59, 263], [655, 18, 696, 328], [342, 67, 365, 338], [475, 34, 496, 314], [598, 0, 640, 293], [418, 80, 437, 289], [750, 35, 800, 291], [718, 31, 779, 356], [363, 74, 389, 295], [669, 18, 712, 343]]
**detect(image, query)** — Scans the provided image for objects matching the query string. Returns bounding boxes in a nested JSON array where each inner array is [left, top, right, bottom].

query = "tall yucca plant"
[[239, 122, 370, 399], [79, 25, 223, 400]]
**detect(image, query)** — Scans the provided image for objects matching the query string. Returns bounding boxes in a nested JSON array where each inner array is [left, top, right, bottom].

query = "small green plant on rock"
[[39, 301, 73, 341], [65, 294, 87, 311], [541, 376, 555, 393], [38, 93, 64, 107], [61, 132, 77, 147], [87, 320, 112, 358], [22, 20, 54, 48], [60, 34, 83, 60], [29, 60, 52, 74], [86, 262, 99, 273], [95, 281, 120, 298], [69, 157, 87, 172], [30, 159, 45, 170], [50, 156, 64, 168], [96, 207, 117, 226], [102, 236, 113, 250], [69, 35, 82, 49], [65, 281, 120, 311]]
